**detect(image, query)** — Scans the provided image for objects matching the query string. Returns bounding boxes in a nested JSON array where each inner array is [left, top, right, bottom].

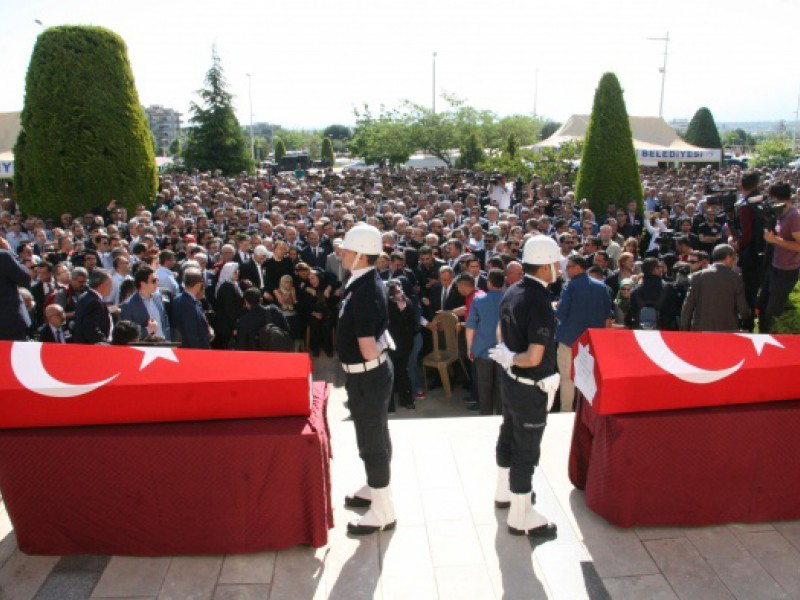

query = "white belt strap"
[[504, 368, 538, 386], [342, 353, 388, 374]]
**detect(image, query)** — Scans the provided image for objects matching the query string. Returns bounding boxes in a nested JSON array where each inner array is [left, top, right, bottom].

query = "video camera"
[[704, 186, 738, 214], [746, 195, 782, 232]]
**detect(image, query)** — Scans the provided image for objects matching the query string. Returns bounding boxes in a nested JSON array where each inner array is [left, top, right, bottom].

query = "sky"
[[1, 0, 797, 130]]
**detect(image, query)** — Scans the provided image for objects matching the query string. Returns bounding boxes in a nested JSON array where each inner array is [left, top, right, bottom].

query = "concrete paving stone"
[[426, 520, 485, 568], [534, 542, 600, 600], [645, 538, 733, 600], [727, 522, 775, 534], [34, 555, 110, 600], [411, 438, 461, 491], [773, 521, 800, 552], [157, 556, 223, 600], [634, 527, 692, 541], [686, 526, 750, 559], [602, 574, 678, 600], [323, 528, 382, 600], [736, 530, 798, 558], [475, 522, 550, 600], [0, 551, 59, 600], [736, 531, 800, 598], [378, 526, 437, 600], [268, 545, 326, 600], [434, 564, 495, 600], [91, 557, 171, 598], [212, 584, 271, 599], [217, 552, 275, 585], [420, 487, 472, 522], [0, 531, 17, 573], [707, 555, 789, 599]]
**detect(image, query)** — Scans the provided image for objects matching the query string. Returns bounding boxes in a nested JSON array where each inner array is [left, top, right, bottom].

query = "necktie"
[[55, 328, 63, 343], [441, 286, 447, 309]]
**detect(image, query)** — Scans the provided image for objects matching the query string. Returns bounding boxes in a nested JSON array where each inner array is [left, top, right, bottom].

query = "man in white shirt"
[[156, 249, 180, 297], [488, 174, 514, 211]]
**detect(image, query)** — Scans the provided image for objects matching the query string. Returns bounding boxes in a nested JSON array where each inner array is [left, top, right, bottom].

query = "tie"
[[441, 286, 447, 309], [55, 328, 63, 343]]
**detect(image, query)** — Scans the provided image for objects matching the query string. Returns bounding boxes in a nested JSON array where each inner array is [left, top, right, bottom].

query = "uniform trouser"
[[758, 266, 800, 334], [557, 343, 576, 412], [407, 333, 423, 394], [495, 371, 548, 494], [345, 359, 394, 489], [741, 262, 764, 331], [474, 356, 501, 415]]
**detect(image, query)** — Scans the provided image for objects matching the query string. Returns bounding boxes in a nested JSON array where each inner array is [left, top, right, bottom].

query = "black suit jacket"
[[38, 323, 70, 343], [73, 290, 111, 344], [300, 245, 328, 270], [240, 260, 268, 291], [235, 305, 290, 351], [425, 282, 465, 319], [172, 291, 211, 349]]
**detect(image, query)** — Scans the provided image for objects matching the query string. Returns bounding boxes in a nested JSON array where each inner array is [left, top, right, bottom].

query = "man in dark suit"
[[235, 287, 290, 351], [239, 245, 269, 292], [73, 268, 114, 344], [38, 304, 70, 343], [681, 244, 750, 332], [415, 246, 445, 305], [300, 230, 329, 270], [31, 261, 59, 325], [424, 266, 466, 319], [0, 237, 32, 341], [172, 268, 212, 349], [120, 266, 172, 341]]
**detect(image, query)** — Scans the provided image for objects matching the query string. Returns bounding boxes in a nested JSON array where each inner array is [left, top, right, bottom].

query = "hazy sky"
[[1, 0, 797, 129]]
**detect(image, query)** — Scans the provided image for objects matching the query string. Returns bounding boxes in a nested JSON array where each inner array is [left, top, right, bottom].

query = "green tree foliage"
[[685, 107, 723, 153], [540, 121, 561, 140], [321, 137, 335, 165], [505, 133, 519, 158], [274, 138, 287, 163], [168, 138, 181, 160], [323, 124, 351, 140], [348, 104, 415, 166], [751, 136, 793, 168], [14, 26, 157, 217], [456, 130, 485, 170], [722, 128, 755, 148], [575, 72, 642, 217], [184, 47, 252, 175], [527, 141, 583, 185]]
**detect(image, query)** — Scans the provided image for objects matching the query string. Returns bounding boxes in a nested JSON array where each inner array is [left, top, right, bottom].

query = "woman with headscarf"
[[213, 262, 244, 349], [299, 269, 335, 357], [274, 274, 305, 349], [613, 278, 634, 327], [386, 279, 417, 411]]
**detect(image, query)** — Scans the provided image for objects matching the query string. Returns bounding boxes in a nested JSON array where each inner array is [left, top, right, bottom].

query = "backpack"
[[256, 307, 293, 352]]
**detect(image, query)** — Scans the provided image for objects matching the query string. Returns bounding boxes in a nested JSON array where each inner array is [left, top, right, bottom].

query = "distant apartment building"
[[145, 105, 182, 156]]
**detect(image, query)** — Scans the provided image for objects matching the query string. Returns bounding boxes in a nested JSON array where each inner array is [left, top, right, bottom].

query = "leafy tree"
[[505, 133, 519, 158], [321, 136, 335, 165], [456, 130, 485, 170], [575, 72, 642, 217], [184, 47, 252, 174], [404, 101, 460, 166], [349, 104, 415, 166], [751, 136, 793, 168], [527, 141, 583, 185], [323, 124, 351, 140], [540, 121, 561, 140], [478, 153, 532, 181], [14, 26, 157, 217], [168, 138, 182, 160], [274, 137, 287, 163], [685, 107, 723, 155]]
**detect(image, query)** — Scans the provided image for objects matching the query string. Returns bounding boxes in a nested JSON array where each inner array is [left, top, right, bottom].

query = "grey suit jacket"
[[680, 264, 750, 332]]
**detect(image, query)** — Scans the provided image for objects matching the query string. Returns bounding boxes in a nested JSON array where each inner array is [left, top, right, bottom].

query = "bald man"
[[39, 304, 69, 343]]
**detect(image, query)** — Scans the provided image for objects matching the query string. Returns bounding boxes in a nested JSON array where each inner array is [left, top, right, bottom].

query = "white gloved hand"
[[536, 373, 561, 412], [488, 343, 515, 370]]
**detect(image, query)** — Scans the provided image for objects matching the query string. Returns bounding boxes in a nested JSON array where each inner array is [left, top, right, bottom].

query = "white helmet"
[[340, 223, 382, 255], [522, 235, 561, 265]]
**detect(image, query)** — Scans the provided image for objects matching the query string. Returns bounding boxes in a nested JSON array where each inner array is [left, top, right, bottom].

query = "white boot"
[[494, 468, 536, 509], [506, 492, 556, 538], [347, 486, 397, 535], [345, 484, 371, 508]]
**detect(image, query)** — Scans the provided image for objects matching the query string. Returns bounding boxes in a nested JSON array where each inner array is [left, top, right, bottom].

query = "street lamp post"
[[246, 73, 255, 162], [432, 52, 437, 114], [533, 68, 539, 118], [646, 32, 670, 118], [793, 86, 800, 152]]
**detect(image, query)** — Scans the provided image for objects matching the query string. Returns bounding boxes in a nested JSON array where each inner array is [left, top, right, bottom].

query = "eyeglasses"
[[149, 278, 159, 284]]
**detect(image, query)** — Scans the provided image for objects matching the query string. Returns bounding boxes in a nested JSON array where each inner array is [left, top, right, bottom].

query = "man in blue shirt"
[[466, 269, 506, 415], [555, 255, 612, 412]]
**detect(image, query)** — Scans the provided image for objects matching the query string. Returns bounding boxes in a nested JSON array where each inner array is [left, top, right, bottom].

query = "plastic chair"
[[422, 311, 470, 398]]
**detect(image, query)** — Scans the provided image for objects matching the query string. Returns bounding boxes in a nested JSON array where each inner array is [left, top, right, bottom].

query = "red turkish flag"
[[571, 330, 800, 415], [0, 342, 312, 429]]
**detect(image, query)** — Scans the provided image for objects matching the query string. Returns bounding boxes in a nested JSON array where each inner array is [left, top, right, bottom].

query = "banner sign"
[[636, 148, 721, 162], [0, 160, 12, 178]]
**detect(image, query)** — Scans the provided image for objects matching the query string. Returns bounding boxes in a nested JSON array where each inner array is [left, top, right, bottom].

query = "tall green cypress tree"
[[575, 73, 642, 217], [685, 107, 723, 153], [274, 138, 287, 163], [321, 137, 335, 165], [14, 26, 157, 217], [457, 131, 485, 170], [185, 48, 252, 174], [505, 132, 519, 158]]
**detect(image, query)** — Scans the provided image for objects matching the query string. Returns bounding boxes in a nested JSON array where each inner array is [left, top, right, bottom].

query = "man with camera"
[[758, 182, 800, 333]]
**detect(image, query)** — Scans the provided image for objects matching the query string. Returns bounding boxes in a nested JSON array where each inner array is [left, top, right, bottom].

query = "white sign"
[[0, 160, 12, 179], [636, 148, 721, 162], [573, 343, 597, 404]]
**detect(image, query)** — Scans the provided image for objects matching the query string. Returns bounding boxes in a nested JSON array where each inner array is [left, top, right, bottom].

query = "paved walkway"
[[2, 357, 800, 599]]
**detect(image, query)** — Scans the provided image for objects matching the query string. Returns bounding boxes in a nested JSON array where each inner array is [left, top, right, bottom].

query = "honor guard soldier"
[[338, 224, 397, 535], [489, 235, 561, 537]]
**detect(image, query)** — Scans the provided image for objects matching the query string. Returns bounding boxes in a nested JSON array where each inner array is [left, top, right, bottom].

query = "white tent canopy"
[[531, 115, 721, 165]]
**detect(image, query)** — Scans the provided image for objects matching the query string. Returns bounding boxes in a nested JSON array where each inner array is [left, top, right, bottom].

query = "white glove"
[[536, 373, 561, 412], [488, 343, 515, 370]]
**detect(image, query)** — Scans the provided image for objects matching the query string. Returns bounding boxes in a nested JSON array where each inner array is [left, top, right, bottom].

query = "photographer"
[[734, 171, 766, 330], [758, 182, 800, 333]]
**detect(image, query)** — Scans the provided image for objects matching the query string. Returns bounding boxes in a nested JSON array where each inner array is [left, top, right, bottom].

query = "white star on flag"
[[133, 346, 179, 370], [733, 333, 784, 356]]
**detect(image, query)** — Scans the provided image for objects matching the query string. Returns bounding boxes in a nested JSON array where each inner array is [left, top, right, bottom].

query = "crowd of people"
[[1, 162, 799, 413]]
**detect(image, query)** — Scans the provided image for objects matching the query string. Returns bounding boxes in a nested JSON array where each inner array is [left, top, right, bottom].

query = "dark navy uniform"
[[496, 275, 557, 493], [337, 268, 394, 488]]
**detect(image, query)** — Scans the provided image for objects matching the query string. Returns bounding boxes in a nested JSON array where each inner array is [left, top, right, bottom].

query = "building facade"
[[145, 105, 182, 156]]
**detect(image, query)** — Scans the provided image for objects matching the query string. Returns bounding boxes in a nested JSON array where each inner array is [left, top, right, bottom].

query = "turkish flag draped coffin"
[[0, 342, 313, 428], [571, 330, 800, 415]]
